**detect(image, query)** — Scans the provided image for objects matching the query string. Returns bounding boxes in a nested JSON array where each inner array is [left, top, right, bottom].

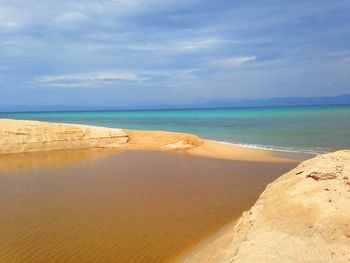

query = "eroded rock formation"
[[0, 119, 128, 154]]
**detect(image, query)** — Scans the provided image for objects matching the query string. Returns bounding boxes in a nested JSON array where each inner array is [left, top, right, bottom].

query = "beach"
[[0, 119, 294, 163], [2, 105, 349, 154], [2, 0, 349, 261], [0, 119, 349, 262]]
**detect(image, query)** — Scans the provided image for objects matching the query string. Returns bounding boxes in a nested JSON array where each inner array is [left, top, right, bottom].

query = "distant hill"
[[189, 94, 350, 109], [1, 94, 350, 112]]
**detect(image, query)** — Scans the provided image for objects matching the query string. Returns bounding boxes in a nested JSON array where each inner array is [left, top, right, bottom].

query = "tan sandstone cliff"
[[183, 150, 350, 263], [0, 119, 129, 154]]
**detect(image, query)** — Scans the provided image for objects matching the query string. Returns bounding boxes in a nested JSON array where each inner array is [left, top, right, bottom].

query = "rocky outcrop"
[[0, 119, 128, 154], [183, 150, 350, 263]]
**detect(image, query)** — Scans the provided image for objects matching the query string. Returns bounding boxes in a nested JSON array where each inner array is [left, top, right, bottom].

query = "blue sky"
[[1, 0, 350, 109]]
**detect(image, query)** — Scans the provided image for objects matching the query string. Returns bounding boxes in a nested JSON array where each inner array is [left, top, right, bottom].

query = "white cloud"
[[210, 56, 257, 67], [121, 37, 226, 53], [1, 21, 18, 28], [37, 71, 148, 87], [178, 38, 223, 51], [54, 12, 87, 24]]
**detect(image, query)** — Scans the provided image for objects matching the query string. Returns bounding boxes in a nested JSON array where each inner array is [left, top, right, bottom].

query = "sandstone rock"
[[183, 150, 350, 263], [0, 119, 128, 154]]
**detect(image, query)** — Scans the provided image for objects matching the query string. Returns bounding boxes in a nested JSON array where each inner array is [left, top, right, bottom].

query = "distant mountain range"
[[186, 94, 350, 109], [1, 94, 350, 112]]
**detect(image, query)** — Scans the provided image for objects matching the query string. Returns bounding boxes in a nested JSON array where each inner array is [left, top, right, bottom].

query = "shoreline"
[[205, 139, 323, 155], [173, 219, 239, 263], [0, 118, 299, 163]]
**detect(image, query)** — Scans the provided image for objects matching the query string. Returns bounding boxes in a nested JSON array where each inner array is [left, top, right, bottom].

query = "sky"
[[0, 0, 350, 110]]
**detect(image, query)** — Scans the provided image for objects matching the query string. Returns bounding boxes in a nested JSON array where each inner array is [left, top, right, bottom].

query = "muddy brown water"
[[0, 150, 296, 262]]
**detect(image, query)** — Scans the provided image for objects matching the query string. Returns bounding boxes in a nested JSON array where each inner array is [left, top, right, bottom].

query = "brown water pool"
[[0, 150, 295, 262]]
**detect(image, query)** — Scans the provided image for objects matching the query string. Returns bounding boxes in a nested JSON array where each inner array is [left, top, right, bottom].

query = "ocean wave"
[[206, 139, 327, 155]]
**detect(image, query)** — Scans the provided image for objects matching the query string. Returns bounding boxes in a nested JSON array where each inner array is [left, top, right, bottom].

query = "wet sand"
[[0, 150, 295, 262]]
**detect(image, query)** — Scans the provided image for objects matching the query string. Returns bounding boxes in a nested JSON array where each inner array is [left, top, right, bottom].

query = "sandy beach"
[[0, 119, 294, 163], [2, 0, 349, 261], [1, 118, 349, 262]]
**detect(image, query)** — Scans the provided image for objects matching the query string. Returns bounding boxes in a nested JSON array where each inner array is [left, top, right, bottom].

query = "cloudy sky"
[[1, 0, 350, 109]]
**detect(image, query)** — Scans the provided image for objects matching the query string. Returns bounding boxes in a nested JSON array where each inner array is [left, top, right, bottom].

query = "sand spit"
[[0, 119, 291, 163], [182, 150, 350, 263]]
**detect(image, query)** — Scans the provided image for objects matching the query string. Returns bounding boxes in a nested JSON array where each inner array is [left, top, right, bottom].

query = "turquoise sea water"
[[1, 105, 349, 153]]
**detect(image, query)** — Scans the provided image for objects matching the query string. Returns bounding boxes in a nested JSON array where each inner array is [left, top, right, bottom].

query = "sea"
[[1, 104, 349, 154]]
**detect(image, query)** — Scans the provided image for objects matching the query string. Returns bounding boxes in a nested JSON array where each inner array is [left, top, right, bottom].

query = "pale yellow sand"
[[0, 119, 293, 163], [180, 150, 350, 263]]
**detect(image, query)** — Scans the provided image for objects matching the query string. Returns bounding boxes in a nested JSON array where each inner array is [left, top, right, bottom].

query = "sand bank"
[[0, 119, 293, 163], [180, 150, 350, 263]]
